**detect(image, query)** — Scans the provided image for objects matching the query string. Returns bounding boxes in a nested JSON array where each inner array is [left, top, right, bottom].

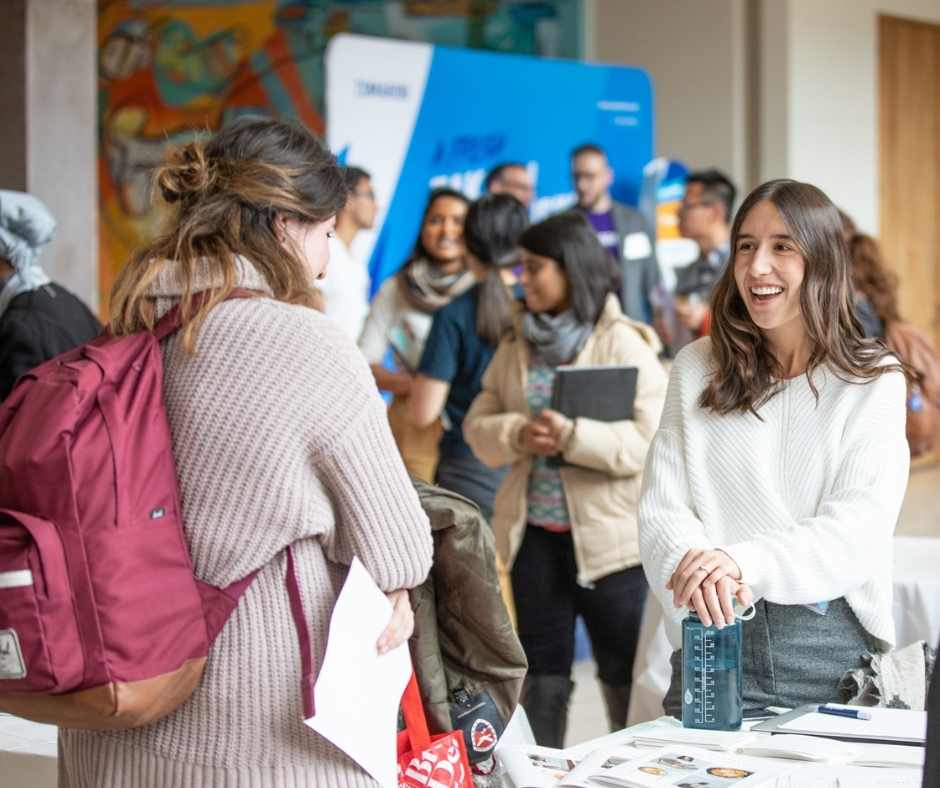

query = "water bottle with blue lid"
[[681, 604, 755, 731]]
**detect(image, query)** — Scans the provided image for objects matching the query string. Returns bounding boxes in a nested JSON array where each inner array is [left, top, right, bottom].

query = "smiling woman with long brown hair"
[[639, 179, 910, 716], [358, 188, 473, 482]]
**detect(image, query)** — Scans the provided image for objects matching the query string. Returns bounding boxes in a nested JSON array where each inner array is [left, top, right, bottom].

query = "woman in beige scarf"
[[358, 188, 474, 481]]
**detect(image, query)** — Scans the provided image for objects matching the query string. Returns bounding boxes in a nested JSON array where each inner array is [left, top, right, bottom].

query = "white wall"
[[25, 0, 97, 310], [590, 0, 753, 192], [592, 0, 940, 233], [771, 0, 940, 234]]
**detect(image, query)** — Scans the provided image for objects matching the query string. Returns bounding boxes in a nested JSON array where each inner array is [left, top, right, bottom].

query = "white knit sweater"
[[638, 337, 909, 651]]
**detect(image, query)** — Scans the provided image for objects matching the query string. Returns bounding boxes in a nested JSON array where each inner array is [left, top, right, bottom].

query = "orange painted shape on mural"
[[263, 29, 324, 135]]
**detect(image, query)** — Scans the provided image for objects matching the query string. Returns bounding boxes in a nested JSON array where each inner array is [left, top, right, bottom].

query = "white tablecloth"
[[892, 536, 940, 650], [628, 535, 940, 726]]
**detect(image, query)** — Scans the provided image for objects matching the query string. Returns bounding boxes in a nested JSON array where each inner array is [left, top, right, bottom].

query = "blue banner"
[[327, 34, 653, 293]]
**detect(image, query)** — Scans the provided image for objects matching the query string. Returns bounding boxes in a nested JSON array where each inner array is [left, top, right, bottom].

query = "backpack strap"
[[284, 545, 316, 719], [196, 548, 314, 720], [153, 288, 260, 342]]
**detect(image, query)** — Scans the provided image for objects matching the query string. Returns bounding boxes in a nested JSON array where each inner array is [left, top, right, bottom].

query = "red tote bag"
[[397, 673, 472, 788]]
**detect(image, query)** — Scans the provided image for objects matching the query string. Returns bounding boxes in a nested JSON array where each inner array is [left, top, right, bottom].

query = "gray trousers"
[[664, 598, 875, 716]]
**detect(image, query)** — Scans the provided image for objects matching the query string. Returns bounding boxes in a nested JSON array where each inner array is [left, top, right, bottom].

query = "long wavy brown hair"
[[109, 116, 347, 353], [701, 179, 904, 415]]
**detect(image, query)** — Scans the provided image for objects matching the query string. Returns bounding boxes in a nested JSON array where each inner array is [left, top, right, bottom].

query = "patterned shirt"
[[525, 358, 571, 531]]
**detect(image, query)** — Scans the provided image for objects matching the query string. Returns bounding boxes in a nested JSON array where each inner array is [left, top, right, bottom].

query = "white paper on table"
[[305, 557, 412, 788], [494, 705, 536, 752], [778, 704, 926, 743]]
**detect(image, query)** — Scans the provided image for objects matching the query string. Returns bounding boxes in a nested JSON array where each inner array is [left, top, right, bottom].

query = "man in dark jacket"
[[570, 143, 661, 324], [0, 191, 100, 400]]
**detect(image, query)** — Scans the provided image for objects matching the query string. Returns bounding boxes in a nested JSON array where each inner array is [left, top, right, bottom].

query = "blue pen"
[[817, 704, 871, 720]]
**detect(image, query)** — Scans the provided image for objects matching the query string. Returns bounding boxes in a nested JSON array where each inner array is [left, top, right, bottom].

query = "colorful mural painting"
[[97, 0, 583, 307]]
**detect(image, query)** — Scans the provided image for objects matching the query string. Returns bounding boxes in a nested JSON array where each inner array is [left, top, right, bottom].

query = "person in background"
[[639, 180, 910, 719], [840, 212, 940, 457], [464, 211, 667, 746], [59, 117, 432, 786], [485, 162, 535, 209], [570, 143, 661, 325], [672, 169, 736, 347], [0, 190, 100, 401], [408, 194, 529, 520], [359, 188, 474, 482], [840, 213, 888, 339], [316, 165, 376, 341]]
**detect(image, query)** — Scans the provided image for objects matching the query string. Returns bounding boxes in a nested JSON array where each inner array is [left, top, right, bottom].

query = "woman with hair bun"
[[59, 117, 433, 787], [639, 179, 910, 717]]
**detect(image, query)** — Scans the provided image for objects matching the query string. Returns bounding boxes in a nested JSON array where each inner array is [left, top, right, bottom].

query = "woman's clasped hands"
[[518, 409, 573, 457], [667, 548, 754, 629]]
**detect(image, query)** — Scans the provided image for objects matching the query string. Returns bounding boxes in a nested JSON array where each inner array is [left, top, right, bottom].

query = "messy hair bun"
[[111, 116, 348, 354], [156, 141, 214, 204]]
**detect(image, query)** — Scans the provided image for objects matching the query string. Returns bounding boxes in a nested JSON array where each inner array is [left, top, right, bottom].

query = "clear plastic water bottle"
[[681, 612, 745, 730]]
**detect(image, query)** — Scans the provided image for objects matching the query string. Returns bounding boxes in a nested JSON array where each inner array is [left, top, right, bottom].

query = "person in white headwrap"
[[0, 190, 100, 400]]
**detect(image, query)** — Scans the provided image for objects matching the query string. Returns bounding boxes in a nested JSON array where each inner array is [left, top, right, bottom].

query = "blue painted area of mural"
[[368, 44, 653, 292], [152, 19, 243, 107]]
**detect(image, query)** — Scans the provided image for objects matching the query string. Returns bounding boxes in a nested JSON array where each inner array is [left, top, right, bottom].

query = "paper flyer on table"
[[305, 557, 411, 788]]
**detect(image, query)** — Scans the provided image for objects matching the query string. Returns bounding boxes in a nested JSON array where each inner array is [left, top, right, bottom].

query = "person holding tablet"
[[464, 210, 667, 745]]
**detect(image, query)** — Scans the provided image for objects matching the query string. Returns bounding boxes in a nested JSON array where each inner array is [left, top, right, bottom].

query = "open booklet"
[[498, 742, 795, 788], [563, 746, 794, 788], [497, 744, 583, 788]]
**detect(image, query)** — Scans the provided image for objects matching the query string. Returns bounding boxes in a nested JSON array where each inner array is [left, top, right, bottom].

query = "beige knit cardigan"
[[59, 259, 434, 787]]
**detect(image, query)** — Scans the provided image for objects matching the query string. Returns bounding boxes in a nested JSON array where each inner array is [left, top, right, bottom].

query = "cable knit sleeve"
[[721, 369, 909, 605], [638, 351, 713, 622], [310, 317, 433, 591]]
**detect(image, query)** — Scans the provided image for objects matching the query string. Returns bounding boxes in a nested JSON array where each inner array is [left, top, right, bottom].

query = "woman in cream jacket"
[[464, 211, 667, 747]]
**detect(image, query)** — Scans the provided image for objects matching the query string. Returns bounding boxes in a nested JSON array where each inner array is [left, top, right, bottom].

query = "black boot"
[[521, 674, 575, 747], [600, 681, 632, 731]]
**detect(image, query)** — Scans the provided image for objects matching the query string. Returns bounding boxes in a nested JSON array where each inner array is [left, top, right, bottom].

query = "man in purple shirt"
[[570, 143, 661, 324]]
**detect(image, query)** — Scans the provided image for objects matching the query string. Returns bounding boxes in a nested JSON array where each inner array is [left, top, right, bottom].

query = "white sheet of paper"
[[779, 704, 926, 743], [305, 557, 412, 788]]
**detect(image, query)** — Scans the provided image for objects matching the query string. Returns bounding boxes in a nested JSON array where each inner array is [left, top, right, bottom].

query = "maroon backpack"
[[0, 291, 313, 729]]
